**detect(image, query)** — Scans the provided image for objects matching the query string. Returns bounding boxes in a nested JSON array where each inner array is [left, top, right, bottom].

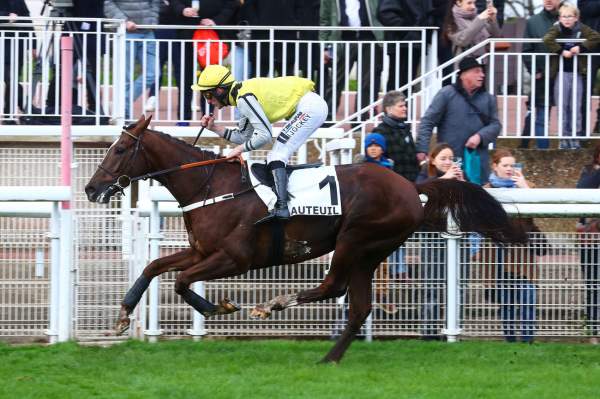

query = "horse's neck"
[[144, 132, 207, 201]]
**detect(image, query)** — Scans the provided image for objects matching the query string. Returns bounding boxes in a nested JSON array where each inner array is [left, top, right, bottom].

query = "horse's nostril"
[[85, 185, 96, 198]]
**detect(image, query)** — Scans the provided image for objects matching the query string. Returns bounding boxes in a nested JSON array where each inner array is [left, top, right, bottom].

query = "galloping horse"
[[85, 115, 525, 363]]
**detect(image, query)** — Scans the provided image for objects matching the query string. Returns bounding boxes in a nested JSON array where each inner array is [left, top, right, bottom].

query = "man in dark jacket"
[[170, 0, 237, 123], [416, 57, 501, 184], [519, 0, 560, 149], [579, 0, 600, 134], [0, 0, 32, 124], [377, 0, 446, 93]]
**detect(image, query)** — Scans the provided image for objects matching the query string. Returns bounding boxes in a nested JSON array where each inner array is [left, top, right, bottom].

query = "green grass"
[[1, 339, 599, 399]]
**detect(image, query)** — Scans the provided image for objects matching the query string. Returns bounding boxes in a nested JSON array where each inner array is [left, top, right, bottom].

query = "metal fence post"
[[442, 213, 463, 342], [187, 282, 207, 340], [145, 200, 163, 342], [57, 208, 73, 341], [45, 201, 61, 343]]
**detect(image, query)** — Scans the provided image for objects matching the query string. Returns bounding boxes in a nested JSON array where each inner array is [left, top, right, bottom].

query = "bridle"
[[97, 126, 247, 200], [98, 128, 150, 196]]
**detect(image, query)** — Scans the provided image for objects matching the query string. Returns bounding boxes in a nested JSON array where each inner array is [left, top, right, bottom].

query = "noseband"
[[98, 128, 149, 196]]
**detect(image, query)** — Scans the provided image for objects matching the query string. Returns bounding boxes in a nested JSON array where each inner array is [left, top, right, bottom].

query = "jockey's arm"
[[228, 94, 273, 152]]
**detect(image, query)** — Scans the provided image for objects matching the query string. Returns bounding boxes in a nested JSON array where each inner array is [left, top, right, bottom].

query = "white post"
[[57, 208, 73, 342], [45, 202, 61, 343], [442, 213, 462, 342], [145, 200, 163, 341], [325, 138, 356, 166], [187, 282, 207, 340]]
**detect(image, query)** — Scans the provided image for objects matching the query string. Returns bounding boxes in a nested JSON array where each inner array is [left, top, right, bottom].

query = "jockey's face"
[[202, 87, 227, 109]]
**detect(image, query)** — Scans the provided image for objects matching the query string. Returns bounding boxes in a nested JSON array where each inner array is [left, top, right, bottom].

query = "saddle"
[[250, 162, 323, 187]]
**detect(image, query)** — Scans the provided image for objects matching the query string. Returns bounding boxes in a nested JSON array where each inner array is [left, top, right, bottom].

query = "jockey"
[[195, 65, 328, 225]]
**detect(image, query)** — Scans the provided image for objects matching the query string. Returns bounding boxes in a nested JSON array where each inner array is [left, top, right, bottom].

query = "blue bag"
[[463, 148, 481, 185]]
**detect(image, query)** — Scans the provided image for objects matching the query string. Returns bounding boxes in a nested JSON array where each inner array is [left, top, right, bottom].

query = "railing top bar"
[[486, 188, 600, 204], [135, 24, 438, 31], [0, 186, 71, 201], [0, 16, 123, 23]]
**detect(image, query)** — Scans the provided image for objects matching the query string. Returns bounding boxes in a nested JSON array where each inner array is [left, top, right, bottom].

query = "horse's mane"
[[147, 127, 223, 160]]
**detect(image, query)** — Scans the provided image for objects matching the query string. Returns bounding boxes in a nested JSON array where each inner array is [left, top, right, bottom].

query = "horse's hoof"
[[219, 298, 240, 314], [115, 319, 130, 336], [250, 306, 271, 319]]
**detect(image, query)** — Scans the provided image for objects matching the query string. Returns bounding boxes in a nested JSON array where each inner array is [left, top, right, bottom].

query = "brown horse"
[[85, 115, 525, 363]]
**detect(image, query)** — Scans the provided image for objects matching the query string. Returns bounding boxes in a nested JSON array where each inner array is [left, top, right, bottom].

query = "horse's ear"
[[133, 114, 152, 135]]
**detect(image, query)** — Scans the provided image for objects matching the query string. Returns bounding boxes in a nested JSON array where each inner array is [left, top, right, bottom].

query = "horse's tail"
[[415, 179, 527, 244]]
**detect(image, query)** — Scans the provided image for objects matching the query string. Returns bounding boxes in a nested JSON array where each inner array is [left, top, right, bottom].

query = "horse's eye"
[[115, 147, 126, 155]]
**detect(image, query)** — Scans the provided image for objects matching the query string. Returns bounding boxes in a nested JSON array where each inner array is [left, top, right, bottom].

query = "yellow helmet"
[[191, 65, 235, 91]]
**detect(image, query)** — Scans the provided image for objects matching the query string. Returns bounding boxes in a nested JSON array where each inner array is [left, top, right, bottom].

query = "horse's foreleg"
[[174, 249, 245, 318], [116, 248, 202, 335]]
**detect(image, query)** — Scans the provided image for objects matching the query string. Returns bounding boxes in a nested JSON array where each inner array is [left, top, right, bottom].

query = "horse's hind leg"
[[251, 246, 353, 319], [116, 248, 201, 334], [321, 265, 376, 364]]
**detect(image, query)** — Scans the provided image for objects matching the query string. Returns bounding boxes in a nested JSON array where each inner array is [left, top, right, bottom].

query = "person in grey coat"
[[416, 57, 500, 184], [104, 0, 160, 120]]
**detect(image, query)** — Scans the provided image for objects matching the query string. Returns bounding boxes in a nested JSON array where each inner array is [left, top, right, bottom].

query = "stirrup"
[[254, 207, 290, 225]]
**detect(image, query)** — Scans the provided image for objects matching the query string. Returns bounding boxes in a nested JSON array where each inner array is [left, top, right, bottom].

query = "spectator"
[[170, 0, 237, 124], [579, 0, 600, 135], [356, 133, 395, 169], [104, 0, 160, 121], [416, 143, 463, 340], [230, 0, 253, 83], [480, 148, 544, 343], [244, 1, 302, 78], [320, 0, 383, 122], [519, 0, 560, 150], [377, 0, 447, 93], [416, 142, 464, 183], [416, 57, 501, 185], [442, 0, 501, 57], [371, 91, 420, 181], [575, 143, 600, 344], [475, 0, 504, 27], [544, 2, 600, 150], [145, 0, 178, 113], [370, 92, 419, 285], [0, 0, 32, 124]]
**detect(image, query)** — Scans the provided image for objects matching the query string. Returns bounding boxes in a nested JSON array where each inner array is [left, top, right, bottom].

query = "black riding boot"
[[255, 166, 290, 225]]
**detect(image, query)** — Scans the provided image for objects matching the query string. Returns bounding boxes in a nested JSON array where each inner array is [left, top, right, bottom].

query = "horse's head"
[[85, 115, 153, 203]]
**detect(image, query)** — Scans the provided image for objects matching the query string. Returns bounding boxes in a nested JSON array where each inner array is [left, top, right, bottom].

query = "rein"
[[111, 127, 246, 190]]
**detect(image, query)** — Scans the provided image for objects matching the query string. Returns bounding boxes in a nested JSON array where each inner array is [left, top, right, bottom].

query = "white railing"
[[4, 187, 599, 343], [0, 18, 435, 128], [0, 186, 71, 343]]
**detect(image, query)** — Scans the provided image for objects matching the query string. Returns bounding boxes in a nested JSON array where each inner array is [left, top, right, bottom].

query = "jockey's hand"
[[227, 145, 244, 159], [200, 114, 214, 129]]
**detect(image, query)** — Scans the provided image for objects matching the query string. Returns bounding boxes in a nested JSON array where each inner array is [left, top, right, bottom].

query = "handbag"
[[493, 41, 511, 51], [193, 29, 230, 69], [463, 148, 482, 185]]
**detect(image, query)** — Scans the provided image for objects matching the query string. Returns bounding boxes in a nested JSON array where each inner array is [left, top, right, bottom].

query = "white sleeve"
[[223, 117, 254, 145], [235, 94, 273, 151]]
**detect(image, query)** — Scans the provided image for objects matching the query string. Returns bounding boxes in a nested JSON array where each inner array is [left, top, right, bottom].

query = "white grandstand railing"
[[0, 17, 435, 127]]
